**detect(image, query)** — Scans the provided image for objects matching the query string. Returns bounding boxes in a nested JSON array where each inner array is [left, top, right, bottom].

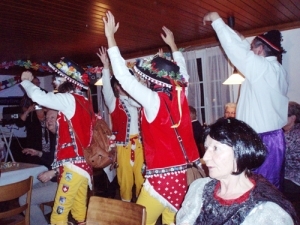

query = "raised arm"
[[160, 26, 189, 86], [97, 46, 110, 69], [203, 12, 221, 25], [103, 11, 119, 48], [161, 26, 178, 53], [97, 46, 116, 113]]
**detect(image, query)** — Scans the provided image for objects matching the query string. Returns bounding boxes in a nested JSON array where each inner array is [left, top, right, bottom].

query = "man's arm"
[[203, 12, 254, 77], [103, 11, 119, 49], [103, 11, 160, 122], [97, 47, 116, 113], [20, 71, 76, 119]]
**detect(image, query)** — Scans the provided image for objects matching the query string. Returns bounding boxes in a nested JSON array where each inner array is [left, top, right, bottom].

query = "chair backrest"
[[86, 196, 146, 225], [0, 176, 33, 225]]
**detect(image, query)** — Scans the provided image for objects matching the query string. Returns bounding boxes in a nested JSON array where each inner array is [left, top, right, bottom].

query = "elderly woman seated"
[[176, 118, 299, 225]]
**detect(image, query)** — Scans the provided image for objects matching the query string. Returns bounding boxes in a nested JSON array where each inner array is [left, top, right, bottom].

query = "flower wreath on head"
[[138, 55, 186, 84]]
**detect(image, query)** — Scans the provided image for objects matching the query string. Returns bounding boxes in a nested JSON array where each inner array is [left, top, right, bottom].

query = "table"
[[0, 162, 47, 186]]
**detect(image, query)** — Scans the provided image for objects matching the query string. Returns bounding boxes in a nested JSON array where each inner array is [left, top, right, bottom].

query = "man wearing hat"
[[203, 12, 289, 190], [97, 47, 145, 203], [20, 60, 93, 225], [103, 11, 200, 225]]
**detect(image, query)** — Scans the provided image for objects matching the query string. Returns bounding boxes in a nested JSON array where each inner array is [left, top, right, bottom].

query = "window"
[[185, 47, 231, 125]]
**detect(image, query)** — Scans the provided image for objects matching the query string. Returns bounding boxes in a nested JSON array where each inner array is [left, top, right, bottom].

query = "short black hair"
[[110, 76, 121, 98], [58, 81, 76, 93], [203, 118, 266, 177]]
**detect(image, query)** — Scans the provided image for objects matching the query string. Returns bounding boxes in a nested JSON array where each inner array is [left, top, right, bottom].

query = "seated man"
[[19, 109, 58, 225]]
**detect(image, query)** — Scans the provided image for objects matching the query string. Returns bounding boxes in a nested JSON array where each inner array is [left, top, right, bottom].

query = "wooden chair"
[[0, 176, 33, 225], [86, 196, 146, 225]]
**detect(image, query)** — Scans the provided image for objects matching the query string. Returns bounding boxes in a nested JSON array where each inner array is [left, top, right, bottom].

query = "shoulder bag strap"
[[163, 99, 190, 164]]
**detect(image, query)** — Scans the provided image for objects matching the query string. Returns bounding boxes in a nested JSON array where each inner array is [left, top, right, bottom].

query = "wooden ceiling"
[[0, 0, 299, 75]]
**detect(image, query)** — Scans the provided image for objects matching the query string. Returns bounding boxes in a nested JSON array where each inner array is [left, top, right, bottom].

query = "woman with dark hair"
[[176, 118, 299, 225]]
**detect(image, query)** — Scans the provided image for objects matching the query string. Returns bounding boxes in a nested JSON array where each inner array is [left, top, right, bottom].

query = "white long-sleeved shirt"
[[101, 68, 140, 135], [20, 80, 75, 119], [212, 18, 289, 133], [107, 46, 189, 123]]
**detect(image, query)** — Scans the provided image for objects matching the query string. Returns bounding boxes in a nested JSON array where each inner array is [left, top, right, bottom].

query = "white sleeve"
[[107, 46, 160, 123], [173, 51, 190, 96], [242, 202, 294, 225], [176, 178, 211, 225], [211, 18, 266, 80], [20, 80, 75, 119], [101, 68, 116, 113]]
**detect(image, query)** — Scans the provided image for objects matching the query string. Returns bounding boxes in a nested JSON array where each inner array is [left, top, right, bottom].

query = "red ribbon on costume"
[[130, 136, 138, 163]]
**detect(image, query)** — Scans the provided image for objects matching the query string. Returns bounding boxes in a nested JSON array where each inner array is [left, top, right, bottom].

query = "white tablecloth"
[[0, 162, 47, 186]]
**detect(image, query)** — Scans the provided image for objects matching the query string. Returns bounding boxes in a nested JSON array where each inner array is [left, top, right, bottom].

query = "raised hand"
[[21, 71, 34, 82], [161, 26, 177, 52], [203, 12, 220, 25], [158, 48, 164, 58], [103, 11, 119, 47], [97, 47, 109, 68]]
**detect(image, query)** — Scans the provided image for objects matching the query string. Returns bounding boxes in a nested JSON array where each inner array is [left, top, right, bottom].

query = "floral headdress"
[[48, 57, 90, 90], [134, 56, 186, 88]]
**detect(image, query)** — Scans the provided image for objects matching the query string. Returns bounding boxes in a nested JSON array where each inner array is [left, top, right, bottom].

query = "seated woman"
[[176, 118, 299, 225], [283, 101, 300, 204]]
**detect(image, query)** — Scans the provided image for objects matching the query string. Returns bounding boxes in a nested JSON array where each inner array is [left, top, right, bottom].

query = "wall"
[[282, 28, 300, 103]]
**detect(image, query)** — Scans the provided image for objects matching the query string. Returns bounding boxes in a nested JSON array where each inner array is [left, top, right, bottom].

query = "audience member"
[[17, 77, 50, 158], [103, 11, 200, 225], [97, 47, 144, 202], [19, 109, 58, 225], [203, 12, 289, 189], [20, 67, 93, 225], [283, 101, 300, 197], [16, 104, 50, 156], [224, 102, 236, 118], [176, 118, 299, 225], [189, 106, 205, 158]]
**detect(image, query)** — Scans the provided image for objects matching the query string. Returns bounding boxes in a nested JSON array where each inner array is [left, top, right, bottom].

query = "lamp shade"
[[94, 78, 103, 86], [223, 67, 245, 85]]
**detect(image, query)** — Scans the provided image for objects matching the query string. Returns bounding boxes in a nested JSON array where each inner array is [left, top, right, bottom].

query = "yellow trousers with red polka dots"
[[50, 166, 88, 225], [117, 134, 145, 201], [136, 187, 176, 225]]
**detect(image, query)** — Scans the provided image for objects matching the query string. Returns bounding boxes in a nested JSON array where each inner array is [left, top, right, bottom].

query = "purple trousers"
[[253, 129, 285, 190]]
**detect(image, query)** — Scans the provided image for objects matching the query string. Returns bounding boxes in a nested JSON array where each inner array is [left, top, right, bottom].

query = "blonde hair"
[[224, 102, 236, 110]]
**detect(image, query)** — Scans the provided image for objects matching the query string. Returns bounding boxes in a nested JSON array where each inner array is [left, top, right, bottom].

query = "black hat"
[[256, 30, 283, 53], [48, 57, 89, 89], [134, 56, 186, 88]]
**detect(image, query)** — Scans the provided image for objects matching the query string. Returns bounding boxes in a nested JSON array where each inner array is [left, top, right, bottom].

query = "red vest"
[[110, 98, 131, 145], [141, 90, 200, 210], [53, 94, 93, 175]]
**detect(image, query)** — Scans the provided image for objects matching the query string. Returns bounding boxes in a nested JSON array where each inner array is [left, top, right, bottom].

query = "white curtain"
[[183, 50, 204, 124], [184, 46, 230, 125], [204, 47, 230, 124]]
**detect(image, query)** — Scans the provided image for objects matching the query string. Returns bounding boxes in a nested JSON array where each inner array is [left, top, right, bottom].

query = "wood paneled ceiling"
[[0, 0, 299, 74]]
